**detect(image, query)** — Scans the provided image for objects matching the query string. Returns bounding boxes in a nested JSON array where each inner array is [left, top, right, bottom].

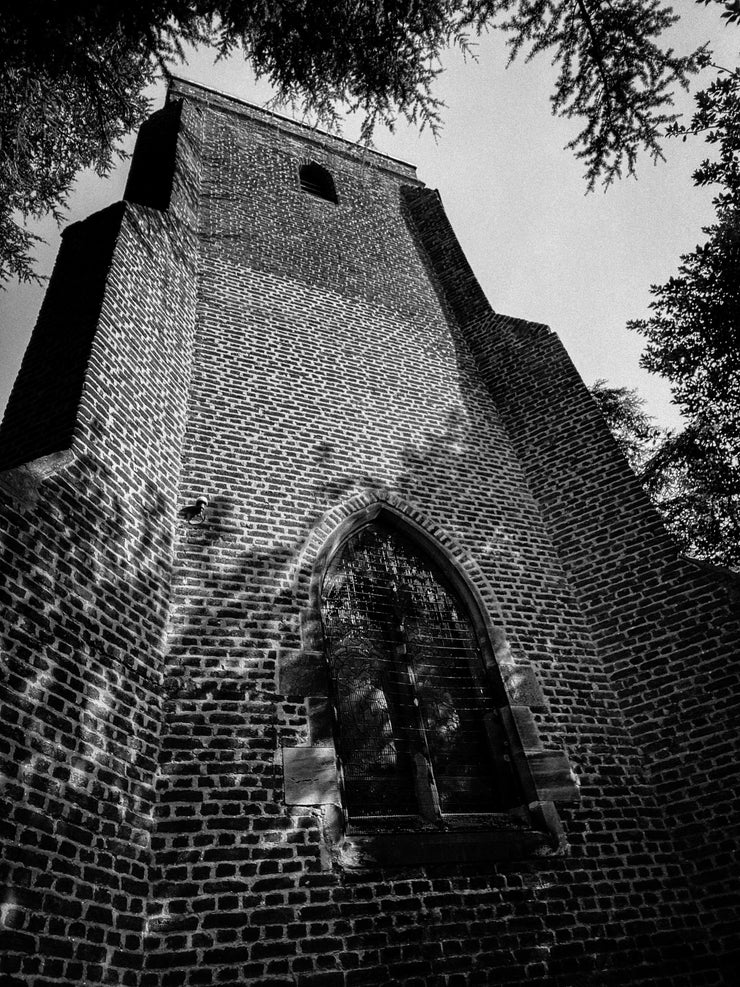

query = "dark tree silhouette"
[[1, 1, 707, 283], [590, 380, 739, 569]]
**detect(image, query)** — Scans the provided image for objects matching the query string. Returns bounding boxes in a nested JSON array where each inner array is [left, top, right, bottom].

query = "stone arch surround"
[[293, 487, 516, 678], [276, 487, 579, 844]]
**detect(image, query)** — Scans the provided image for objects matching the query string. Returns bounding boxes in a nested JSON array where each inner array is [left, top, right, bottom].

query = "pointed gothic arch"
[[295, 491, 514, 676], [280, 491, 578, 852], [319, 514, 520, 821]]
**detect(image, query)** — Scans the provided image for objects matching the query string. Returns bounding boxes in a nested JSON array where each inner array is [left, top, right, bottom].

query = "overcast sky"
[[1, 7, 736, 430]]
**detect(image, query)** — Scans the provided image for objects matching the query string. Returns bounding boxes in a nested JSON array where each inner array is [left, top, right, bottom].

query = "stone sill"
[[334, 825, 553, 869], [346, 810, 524, 834]]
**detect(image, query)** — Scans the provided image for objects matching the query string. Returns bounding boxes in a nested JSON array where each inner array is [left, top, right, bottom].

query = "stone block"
[[306, 697, 334, 745], [300, 608, 324, 651], [501, 663, 547, 710], [501, 705, 543, 751], [283, 747, 340, 806], [526, 750, 580, 804]]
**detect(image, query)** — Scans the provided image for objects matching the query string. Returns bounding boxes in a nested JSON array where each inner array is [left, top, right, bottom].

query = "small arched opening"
[[299, 162, 338, 203]]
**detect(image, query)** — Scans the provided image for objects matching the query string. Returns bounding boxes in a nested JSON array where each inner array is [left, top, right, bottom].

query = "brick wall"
[[144, 80, 735, 986], [0, 99, 201, 984], [402, 186, 740, 976], [1, 77, 737, 986], [469, 311, 740, 972]]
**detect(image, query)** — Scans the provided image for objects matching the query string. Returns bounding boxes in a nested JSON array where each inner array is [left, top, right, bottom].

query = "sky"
[[1, 6, 736, 430]]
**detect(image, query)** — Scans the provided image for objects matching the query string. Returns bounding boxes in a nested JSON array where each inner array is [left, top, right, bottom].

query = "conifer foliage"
[[3, 2, 738, 565], [590, 380, 739, 570], [0, 1, 706, 283], [627, 49, 740, 570]]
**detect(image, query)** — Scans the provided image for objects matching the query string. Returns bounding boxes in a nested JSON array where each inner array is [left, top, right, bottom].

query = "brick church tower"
[[1, 77, 738, 986]]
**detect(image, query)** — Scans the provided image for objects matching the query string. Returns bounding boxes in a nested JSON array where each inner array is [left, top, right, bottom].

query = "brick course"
[[0, 76, 737, 985]]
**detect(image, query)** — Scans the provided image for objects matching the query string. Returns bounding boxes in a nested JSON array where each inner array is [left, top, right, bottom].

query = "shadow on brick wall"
[[0, 449, 175, 983]]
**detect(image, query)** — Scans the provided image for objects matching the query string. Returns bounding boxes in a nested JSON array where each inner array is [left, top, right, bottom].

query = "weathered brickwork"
[[401, 187, 740, 977], [0, 97, 201, 984], [466, 313, 740, 971], [1, 75, 738, 986]]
